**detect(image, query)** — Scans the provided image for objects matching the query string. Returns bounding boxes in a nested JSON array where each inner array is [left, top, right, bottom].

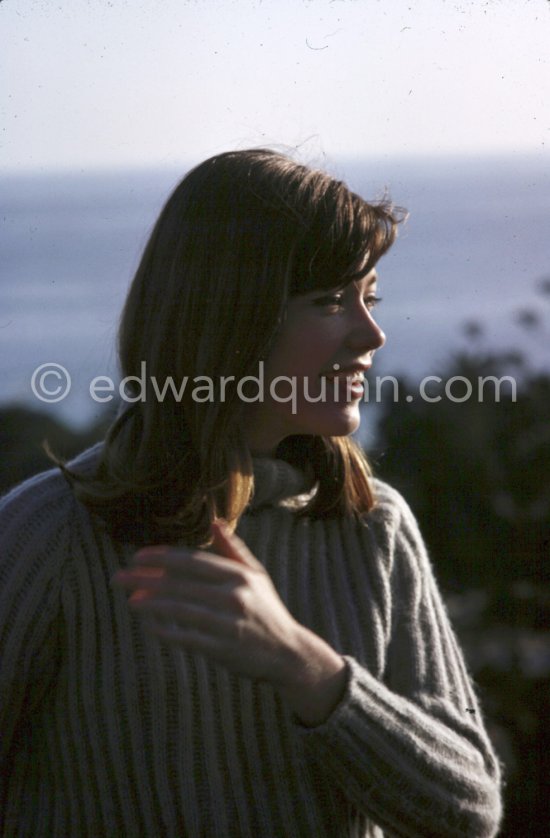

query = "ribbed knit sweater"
[[0, 444, 502, 837]]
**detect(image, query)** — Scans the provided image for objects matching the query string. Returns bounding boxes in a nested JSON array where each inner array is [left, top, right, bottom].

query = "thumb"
[[210, 519, 262, 569]]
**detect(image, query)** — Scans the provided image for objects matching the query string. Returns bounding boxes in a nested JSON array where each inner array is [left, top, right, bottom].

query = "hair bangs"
[[289, 179, 400, 296]]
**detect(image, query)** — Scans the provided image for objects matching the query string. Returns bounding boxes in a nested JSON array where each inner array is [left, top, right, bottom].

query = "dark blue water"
[[1, 155, 549, 429]]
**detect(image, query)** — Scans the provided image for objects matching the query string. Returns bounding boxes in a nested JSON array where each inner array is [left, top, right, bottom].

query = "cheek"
[[263, 330, 329, 383]]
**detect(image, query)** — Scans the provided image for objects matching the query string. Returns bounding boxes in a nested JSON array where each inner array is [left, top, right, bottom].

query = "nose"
[[346, 307, 386, 352]]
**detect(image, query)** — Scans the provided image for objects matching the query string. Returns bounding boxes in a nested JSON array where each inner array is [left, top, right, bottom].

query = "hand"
[[112, 521, 348, 725], [113, 521, 309, 686]]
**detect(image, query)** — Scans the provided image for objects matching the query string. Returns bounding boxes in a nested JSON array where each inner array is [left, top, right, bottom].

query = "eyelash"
[[315, 294, 382, 311]]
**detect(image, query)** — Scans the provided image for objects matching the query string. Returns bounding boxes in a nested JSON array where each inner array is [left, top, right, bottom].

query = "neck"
[[244, 416, 284, 458]]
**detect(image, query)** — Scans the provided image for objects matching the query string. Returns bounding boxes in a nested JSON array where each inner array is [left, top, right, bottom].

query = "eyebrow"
[[351, 270, 378, 288], [366, 271, 378, 287], [304, 270, 378, 300]]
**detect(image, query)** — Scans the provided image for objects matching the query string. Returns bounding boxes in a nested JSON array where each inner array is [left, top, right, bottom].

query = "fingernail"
[[129, 589, 153, 604], [134, 545, 170, 561]]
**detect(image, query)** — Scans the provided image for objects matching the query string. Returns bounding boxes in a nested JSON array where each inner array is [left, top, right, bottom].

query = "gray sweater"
[[0, 445, 502, 837]]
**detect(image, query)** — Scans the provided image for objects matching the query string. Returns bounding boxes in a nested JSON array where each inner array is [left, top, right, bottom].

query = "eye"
[[365, 295, 382, 311], [313, 292, 345, 309]]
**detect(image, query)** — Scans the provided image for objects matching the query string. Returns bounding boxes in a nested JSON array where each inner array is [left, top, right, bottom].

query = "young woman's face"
[[245, 269, 385, 455]]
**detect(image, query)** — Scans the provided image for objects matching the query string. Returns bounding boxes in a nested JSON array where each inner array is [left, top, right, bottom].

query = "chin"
[[299, 404, 362, 438], [328, 417, 362, 438]]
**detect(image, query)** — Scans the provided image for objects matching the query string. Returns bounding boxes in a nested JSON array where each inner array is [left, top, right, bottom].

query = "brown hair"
[[59, 149, 403, 546]]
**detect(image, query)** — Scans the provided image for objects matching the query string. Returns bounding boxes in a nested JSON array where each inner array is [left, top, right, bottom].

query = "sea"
[[1, 154, 549, 441]]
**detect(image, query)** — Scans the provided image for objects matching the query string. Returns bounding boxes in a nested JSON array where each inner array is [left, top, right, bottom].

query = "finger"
[[133, 545, 172, 557], [129, 588, 156, 603], [129, 597, 230, 633], [210, 520, 242, 561], [210, 520, 264, 571], [130, 578, 231, 610], [111, 567, 166, 590], [112, 571, 237, 611], [131, 548, 245, 583]]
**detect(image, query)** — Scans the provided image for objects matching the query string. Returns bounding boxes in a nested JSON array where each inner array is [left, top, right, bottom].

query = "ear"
[[210, 519, 263, 570]]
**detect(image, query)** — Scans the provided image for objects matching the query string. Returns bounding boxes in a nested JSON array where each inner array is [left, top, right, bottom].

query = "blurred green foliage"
[[372, 286, 549, 836], [0, 405, 111, 496], [373, 354, 549, 591]]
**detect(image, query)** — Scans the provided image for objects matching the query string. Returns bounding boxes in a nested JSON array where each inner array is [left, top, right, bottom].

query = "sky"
[[2, 0, 550, 172]]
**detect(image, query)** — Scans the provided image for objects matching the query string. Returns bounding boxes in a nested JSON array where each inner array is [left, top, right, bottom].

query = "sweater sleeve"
[[0, 468, 74, 769], [294, 485, 503, 838]]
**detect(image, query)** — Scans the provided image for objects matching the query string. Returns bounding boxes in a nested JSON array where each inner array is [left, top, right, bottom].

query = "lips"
[[321, 363, 371, 381], [321, 367, 369, 400], [323, 372, 365, 390], [321, 363, 372, 401]]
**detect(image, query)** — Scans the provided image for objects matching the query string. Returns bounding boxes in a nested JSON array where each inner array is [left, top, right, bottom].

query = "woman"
[[0, 150, 502, 836]]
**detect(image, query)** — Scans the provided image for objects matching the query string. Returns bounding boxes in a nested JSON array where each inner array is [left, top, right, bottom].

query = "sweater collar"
[[250, 457, 317, 511], [66, 444, 317, 512]]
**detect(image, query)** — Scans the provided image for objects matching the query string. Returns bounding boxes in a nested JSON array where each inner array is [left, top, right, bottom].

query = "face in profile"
[[244, 269, 385, 455]]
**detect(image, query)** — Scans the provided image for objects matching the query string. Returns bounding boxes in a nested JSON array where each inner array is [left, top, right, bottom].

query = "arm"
[[289, 493, 503, 838]]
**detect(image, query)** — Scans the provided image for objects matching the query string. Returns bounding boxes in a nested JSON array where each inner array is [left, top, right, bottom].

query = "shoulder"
[[363, 477, 431, 577], [0, 443, 104, 563], [367, 477, 421, 536]]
